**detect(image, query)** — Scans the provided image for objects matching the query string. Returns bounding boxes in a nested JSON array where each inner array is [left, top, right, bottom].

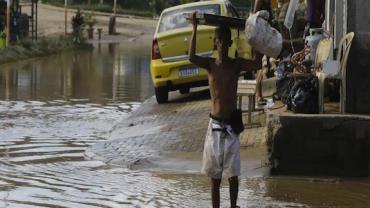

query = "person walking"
[[254, 0, 275, 106]]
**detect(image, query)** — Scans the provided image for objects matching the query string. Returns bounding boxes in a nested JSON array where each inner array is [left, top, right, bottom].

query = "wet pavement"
[[85, 88, 268, 170], [1, 42, 370, 207]]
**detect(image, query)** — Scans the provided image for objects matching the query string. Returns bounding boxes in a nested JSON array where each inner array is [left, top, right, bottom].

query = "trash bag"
[[276, 59, 293, 80], [245, 10, 283, 58], [290, 75, 319, 114], [273, 77, 294, 103], [273, 60, 294, 102]]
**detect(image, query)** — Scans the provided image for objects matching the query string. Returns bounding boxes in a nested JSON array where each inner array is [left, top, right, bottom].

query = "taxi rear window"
[[158, 4, 221, 33]]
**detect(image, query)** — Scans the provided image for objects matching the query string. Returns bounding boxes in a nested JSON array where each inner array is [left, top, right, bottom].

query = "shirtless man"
[[188, 12, 262, 208]]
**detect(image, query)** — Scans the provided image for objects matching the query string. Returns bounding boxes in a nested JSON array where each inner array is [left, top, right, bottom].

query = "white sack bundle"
[[245, 11, 283, 58]]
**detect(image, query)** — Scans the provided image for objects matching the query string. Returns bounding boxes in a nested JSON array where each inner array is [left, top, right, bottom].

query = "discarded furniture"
[[313, 37, 333, 112], [316, 32, 354, 113], [237, 79, 261, 128], [314, 37, 333, 68]]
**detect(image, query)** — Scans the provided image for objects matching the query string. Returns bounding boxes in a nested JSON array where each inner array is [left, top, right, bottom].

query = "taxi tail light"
[[152, 38, 161, 60]]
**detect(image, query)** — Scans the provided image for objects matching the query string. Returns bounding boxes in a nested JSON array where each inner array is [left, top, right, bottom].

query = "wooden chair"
[[237, 80, 261, 128], [316, 32, 355, 113]]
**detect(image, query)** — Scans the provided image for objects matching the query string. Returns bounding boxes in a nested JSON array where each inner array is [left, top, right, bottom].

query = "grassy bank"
[[0, 37, 92, 65]]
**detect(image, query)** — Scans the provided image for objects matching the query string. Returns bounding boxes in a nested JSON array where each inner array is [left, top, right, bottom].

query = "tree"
[[231, 0, 251, 7]]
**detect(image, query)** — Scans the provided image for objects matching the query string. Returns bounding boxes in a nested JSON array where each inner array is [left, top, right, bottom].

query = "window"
[[226, 3, 240, 18], [158, 4, 221, 33]]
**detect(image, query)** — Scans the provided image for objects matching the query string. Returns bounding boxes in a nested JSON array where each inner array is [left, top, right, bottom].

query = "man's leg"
[[229, 176, 239, 208], [211, 178, 221, 208], [256, 69, 266, 104]]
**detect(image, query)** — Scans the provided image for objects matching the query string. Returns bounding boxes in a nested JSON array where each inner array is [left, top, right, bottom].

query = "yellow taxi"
[[151, 0, 252, 103]]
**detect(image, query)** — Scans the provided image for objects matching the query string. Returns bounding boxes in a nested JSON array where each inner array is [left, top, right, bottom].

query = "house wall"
[[346, 0, 370, 114], [334, 0, 347, 48]]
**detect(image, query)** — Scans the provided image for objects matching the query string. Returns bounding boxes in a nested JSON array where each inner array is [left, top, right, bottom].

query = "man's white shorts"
[[201, 118, 241, 179]]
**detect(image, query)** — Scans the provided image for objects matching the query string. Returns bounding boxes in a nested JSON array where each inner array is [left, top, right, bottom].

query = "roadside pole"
[[65, 0, 67, 36], [113, 0, 117, 15], [109, 0, 117, 35], [114, 0, 117, 34], [6, 0, 11, 47]]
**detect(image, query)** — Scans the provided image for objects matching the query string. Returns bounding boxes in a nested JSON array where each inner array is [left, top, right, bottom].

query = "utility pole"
[[113, 0, 117, 15], [65, 0, 68, 36], [35, 0, 38, 40], [6, 0, 11, 47]]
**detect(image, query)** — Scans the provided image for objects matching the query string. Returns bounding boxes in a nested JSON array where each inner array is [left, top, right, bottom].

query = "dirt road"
[[29, 4, 158, 42]]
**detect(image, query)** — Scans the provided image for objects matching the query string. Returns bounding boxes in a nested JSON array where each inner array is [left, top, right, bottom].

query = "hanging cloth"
[[307, 0, 326, 27]]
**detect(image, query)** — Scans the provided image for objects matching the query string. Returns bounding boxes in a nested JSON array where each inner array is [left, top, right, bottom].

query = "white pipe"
[[65, 0, 68, 36], [113, 0, 117, 15], [6, 0, 11, 47], [343, 0, 347, 35]]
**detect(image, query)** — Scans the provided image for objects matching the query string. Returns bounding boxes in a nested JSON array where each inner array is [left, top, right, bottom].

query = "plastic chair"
[[314, 37, 333, 112], [316, 32, 355, 113], [314, 38, 333, 69]]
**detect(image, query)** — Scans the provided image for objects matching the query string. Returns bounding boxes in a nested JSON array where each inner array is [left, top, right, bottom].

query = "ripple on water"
[[1, 99, 370, 207]]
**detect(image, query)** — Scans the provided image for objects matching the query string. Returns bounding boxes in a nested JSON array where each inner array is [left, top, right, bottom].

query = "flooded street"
[[0, 43, 370, 207]]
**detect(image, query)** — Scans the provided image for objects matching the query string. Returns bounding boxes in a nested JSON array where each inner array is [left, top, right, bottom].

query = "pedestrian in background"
[[254, 0, 274, 106]]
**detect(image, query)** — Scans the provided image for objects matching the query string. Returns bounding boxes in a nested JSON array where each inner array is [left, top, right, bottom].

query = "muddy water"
[[0, 43, 370, 207]]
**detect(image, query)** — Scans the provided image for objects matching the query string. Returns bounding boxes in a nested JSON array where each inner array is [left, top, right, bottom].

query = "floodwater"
[[0, 43, 370, 208]]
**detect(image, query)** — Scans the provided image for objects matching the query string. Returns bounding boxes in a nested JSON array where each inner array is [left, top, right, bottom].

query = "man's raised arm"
[[188, 12, 210, 71]]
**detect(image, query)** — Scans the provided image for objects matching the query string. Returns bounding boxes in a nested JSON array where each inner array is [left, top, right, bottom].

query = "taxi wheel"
[[179, 88, 190, 94], [155, 86, 168, 104]]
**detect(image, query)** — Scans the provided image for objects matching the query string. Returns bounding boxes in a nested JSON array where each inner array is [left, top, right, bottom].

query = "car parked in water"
[[150, 0, 252, 103]]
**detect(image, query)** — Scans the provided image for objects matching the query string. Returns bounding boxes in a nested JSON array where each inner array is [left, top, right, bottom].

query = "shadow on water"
[[168, 88, 211, 104]]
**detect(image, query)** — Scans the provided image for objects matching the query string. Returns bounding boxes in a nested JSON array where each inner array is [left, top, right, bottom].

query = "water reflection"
[[265, 177, 370, 207], [0, 43, 153, 103]]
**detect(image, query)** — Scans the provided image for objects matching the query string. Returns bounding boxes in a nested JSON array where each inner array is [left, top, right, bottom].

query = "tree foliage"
[[42, 0, 252, 17], [150, 0, 251, 15]]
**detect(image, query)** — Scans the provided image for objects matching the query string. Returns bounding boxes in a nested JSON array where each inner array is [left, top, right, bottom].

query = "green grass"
[[0, 36, 92, 65], [77, 4, 153, 17]]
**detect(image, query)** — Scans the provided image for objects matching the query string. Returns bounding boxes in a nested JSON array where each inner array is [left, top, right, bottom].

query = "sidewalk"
[[85, 87, 269, 168]]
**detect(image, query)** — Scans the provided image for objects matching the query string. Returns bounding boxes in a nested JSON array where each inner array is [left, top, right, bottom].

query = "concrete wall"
[[334, 0, 347, 48], [346, 0, 370, 114], [267, 113, 370, 176]]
